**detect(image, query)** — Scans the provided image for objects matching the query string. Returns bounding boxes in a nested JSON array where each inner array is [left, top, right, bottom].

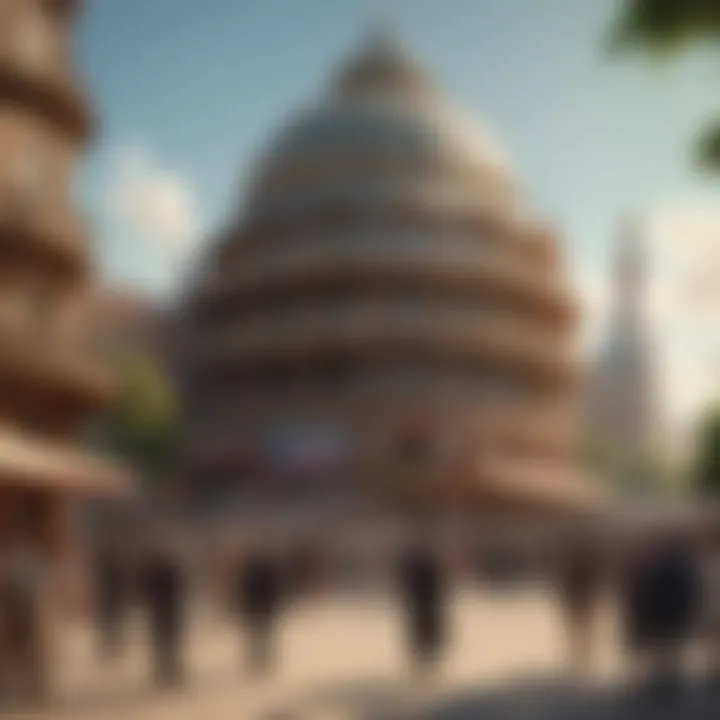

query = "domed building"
[[177, 29, 598, 525]]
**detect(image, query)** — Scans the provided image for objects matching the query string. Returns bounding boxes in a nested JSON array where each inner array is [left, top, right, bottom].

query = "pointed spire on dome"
[[366, 0, 399, 53], [332, 2, 433, 100]]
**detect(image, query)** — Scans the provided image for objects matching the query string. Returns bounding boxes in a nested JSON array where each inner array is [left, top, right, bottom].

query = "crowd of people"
[[85, 521, 720, 695], [558, 524, 720, 693], [4, 519, 720, 706], [93, 531, 451, 687]]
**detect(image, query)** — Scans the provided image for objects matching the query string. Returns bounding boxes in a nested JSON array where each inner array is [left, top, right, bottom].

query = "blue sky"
[[75, 0, 720, 425]]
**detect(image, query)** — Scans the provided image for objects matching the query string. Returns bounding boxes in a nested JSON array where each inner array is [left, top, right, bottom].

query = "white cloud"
[[105, 146, 199, 256], [648, 200, 720, 323], [649, 200, 720, 426]]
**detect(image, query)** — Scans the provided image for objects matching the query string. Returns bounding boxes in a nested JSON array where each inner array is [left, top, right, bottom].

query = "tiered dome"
[[181, 29, 579, 513], [247, 29, 515, 218]]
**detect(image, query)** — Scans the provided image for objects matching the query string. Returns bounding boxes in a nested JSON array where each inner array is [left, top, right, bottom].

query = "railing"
[[200, 306, 574, 373], [0, 317, 115, 400], [185, 403, 576, 472], [0, 198, 87, 268], [0, 51, 92, 140], [252, 151, 516, 205], [201, 233, 569, 309], [250, 177, 507, 218], [217, 305, 566, 343]]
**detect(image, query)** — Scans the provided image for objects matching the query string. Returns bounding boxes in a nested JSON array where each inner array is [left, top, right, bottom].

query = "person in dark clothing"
[[0, 533, 46, 703], [140, 542, 186, 688], [398, 541, 446, 678], [649, 535, 701, 690], [622, 540, 654, 664], [557, 534, 605, 677], [622, 532, 701, 694], [237, 547, 283, 675], [700, 524, 720, 686], [94, 543, 130, 661]]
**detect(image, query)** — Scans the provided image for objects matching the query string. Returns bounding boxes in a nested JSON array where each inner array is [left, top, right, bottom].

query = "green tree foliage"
[[609, 0, 720, 169], [610, 0, 720, 54], [692, 407, 720, 497], [581, 433, 675, 499], [93, 354, 179, 484]]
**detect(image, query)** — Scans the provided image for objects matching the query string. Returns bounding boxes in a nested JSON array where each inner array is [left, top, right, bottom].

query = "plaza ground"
[[7, 587, 719, 719]]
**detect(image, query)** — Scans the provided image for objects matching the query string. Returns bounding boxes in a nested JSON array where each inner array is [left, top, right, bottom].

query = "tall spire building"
[[590, 217, 656, 459]]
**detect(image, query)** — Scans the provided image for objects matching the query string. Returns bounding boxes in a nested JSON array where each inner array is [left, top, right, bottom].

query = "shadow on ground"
[[258, 675, 407, 720], [380, 678, 720, 720], [49, 665, 268, 718], [261, 675, 720, 720]]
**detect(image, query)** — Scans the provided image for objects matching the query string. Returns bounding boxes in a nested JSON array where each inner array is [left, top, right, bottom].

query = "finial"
[[367, 0, 398, 49]]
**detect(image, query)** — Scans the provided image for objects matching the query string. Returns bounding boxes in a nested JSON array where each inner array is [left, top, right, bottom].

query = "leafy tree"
[[581, 432, 674, 499], [92, 354, 179, 486], [692, 407, 720, 497], [609, 0, 720, 169]]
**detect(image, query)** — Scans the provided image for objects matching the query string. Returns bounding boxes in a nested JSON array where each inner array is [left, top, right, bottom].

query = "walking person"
[[699, 522, 720, 687], [139, 534, 187, 688], [0, 527, 49, 704], [557, 532, 605, 679], [93, 538, 131, 661], [621, 534, 654, 682], [397, 537, 447, 679], [236, 543, 283, 676], [622, 530, 701, 696]]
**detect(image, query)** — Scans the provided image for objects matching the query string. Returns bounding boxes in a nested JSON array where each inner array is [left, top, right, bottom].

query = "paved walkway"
[[5, 588, 717, 719]]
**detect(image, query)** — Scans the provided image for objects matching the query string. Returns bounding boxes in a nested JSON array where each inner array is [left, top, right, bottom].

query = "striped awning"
[[0, 426, 133, 497]]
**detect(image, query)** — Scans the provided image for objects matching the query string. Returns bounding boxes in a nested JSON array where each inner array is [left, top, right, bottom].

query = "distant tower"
[[590, 216, 656, 457]]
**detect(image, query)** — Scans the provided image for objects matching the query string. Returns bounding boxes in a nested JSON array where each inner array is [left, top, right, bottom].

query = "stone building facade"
[[0, 0, 130, 698]]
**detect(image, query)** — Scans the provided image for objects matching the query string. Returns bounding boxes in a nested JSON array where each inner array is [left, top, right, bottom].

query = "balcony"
[[252, 152, 516, 209], [200, 307, 577, 381], [473, 401, 579, 459], [249, 174, 514, 222], [0, 318, 116, 414], [199, 233, 575, 320], [0, 52, 93, 141], [0, 199, 89, 274]]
